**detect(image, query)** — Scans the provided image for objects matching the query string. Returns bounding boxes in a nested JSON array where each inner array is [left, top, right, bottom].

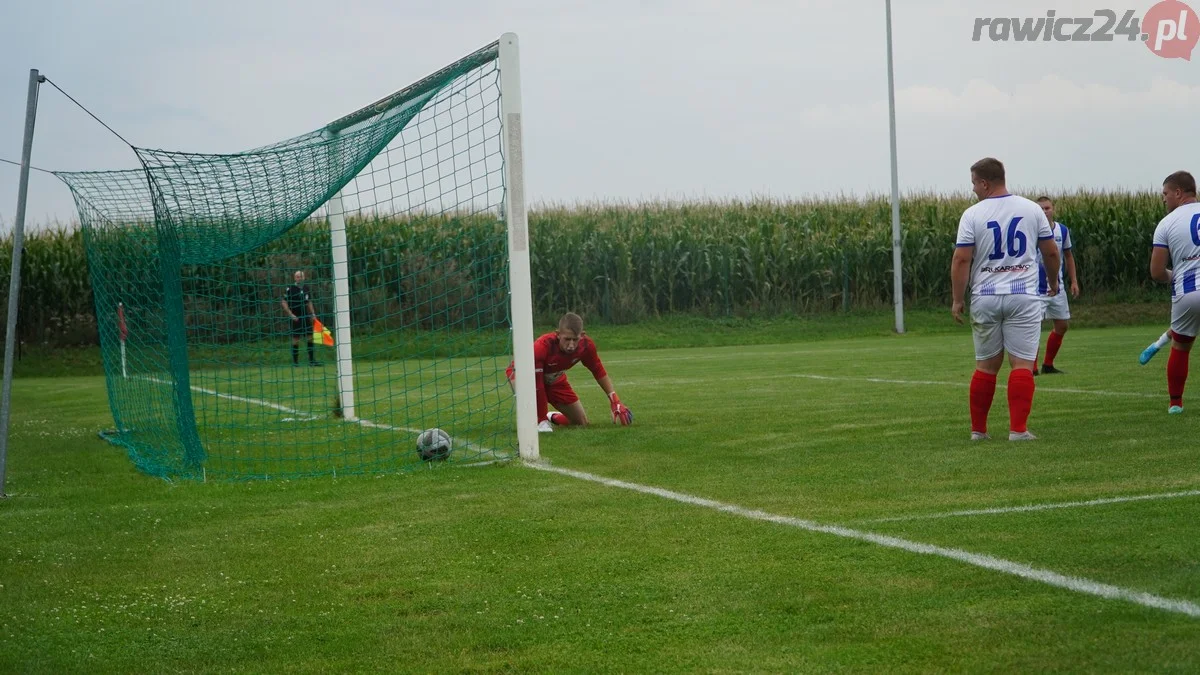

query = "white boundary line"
[[527, 462, 1200, 619], [862, 489, 1200, 524], [621, 371, 1161, 399], [140, 376, 511, 465], [144, 376, 319, 419], [606, 345, 929, 366]]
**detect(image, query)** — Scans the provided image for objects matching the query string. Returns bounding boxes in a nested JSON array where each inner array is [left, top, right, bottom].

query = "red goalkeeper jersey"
[[506, 332, 609, 422], [534, 331, 607, 383]]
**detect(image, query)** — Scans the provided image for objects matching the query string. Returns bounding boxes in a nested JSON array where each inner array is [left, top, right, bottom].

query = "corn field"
[[0, 190, 1169, 346]]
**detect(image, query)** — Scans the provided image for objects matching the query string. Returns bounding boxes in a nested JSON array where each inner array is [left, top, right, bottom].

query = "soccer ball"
[[416, 428, 452, 462]]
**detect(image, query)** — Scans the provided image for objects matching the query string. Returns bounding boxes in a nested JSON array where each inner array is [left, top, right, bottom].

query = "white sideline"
[[140, 376, 508, 464], [606, 345, 928, 366], [793, 373, 1161, 399], [622, 371, 1161, 400], [143, 376, 318, 420], [862, 489, 1200, 524], [527, 462, 1200, 619]]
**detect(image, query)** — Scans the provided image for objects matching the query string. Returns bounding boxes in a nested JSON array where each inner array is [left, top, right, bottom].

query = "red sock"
[[1043, 332, 1063, 367], [970, 370, 997, 433], [1007, 368, 1035, 433], [1168, 347, 1190, 407]]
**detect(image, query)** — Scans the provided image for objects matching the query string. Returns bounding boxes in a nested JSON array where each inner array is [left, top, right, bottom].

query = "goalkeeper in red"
[[506, 312, 632, 433]]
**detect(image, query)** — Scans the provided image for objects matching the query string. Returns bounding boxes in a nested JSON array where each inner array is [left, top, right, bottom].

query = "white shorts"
[[1041, 292, 1070, 321], [969, 294, 1043, 361], [1170, 291, 1200, 338]]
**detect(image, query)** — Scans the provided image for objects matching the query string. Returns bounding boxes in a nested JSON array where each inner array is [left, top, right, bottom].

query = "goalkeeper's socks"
[[1007, 368, 1035, 433], [1043, 331, 1063, 367], [969, 370, 997, 434], [548, 412, 569, 426], [1168, 347, 1190, 408]]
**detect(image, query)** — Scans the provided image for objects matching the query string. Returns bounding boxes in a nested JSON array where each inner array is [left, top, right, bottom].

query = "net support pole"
[[885, 0, 905, 334], [118, 302, 127, 378], [0, 69, 44, 498], [326, 190, 357, 421], [499, 32, 539, 462]]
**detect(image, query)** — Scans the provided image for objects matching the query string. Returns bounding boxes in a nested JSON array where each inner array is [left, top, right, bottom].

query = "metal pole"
[[1, 69, 44, 498], [885, 0, 905, 334]]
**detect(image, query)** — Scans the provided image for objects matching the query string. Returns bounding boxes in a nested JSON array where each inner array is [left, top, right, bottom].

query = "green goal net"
[[56, 38, 531, 480]]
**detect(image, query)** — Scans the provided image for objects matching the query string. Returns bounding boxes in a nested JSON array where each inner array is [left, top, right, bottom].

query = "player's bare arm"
[[1150, 246, 1173, 284], [1065, 248, 1080, 298], [950, 246, 972, 324], [599, 374, 632, 425], [595, 374, 616, 398], [280, 299, 297, 319]]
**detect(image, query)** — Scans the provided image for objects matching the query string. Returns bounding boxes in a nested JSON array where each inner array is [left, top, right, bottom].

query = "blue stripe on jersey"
[[1185, 270, 1197, 295], [1038, 265, 1048, 295], [1011, 280, 1027, 295], [981, 282, 996, 296], [1038, 235, 1054, 240], [955, 242, 974, 247], [1061, 224, 1071, 251], [1153, 243, 1171, 248]]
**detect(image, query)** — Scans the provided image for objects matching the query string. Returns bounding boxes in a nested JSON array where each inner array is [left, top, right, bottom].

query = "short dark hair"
[[1164, 171, 1197, 195], [970, 157, 1005, 183], [558, 312, 584, 334], [1036, 195, 1053, 204]]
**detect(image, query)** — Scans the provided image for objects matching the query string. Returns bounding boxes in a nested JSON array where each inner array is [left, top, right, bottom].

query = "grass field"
[[2, 313, 1199, 672], [104, 353, 518, 481]]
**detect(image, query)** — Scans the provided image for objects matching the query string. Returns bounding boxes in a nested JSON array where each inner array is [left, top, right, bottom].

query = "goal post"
[[498, 32, 540, 462], [53, 33, 538, 480], [324, 186, 357, 422]]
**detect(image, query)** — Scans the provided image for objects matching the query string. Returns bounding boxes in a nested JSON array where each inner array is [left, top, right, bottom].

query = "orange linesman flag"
[[312, 318, 335, 346]]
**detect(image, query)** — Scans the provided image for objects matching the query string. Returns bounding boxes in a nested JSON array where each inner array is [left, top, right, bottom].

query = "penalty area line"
[[621, 371, 1161, 400], [860, 489, 1200, 524], [527, 462, 1200, 620]]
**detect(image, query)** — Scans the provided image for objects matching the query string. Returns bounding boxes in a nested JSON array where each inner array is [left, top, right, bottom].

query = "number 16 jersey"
[[955, 194, 1054, 297]]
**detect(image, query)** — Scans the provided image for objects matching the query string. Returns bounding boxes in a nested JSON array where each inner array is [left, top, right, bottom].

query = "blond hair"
[[557, 312, 584, 334]]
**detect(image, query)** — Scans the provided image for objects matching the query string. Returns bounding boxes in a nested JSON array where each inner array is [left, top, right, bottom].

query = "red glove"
[[609, 392, 633, 426]]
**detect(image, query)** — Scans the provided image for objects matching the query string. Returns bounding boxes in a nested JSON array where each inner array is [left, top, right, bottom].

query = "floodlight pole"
[[1, 69, 44, 498], [885, 0, 905, 334]]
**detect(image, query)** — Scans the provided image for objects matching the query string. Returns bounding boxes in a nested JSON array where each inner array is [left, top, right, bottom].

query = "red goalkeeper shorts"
[[506, 362, 579, 406]]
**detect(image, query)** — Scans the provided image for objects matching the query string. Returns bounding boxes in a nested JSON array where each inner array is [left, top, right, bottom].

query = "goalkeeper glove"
[[609, 392, 633, 426]]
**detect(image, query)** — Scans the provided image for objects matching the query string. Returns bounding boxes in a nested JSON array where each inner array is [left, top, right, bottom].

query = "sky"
[[2, 0, 1200, 231]]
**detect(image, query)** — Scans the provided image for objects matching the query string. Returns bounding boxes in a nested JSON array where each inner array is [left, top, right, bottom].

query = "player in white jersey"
[[951, 157, 1060, 441], [1032, 196, 1080, 375], [1148, 170, 1200, 413]]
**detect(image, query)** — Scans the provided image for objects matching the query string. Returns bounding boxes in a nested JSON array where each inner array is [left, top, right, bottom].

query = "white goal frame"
[[317, 32, 539, 460]]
